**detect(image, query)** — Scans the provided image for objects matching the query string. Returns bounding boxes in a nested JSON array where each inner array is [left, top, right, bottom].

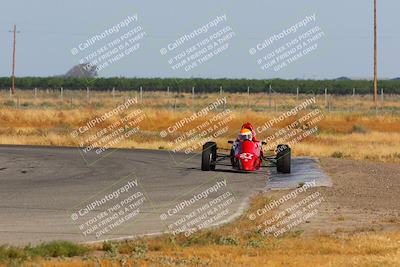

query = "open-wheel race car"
[[201, 123, 291, 173]]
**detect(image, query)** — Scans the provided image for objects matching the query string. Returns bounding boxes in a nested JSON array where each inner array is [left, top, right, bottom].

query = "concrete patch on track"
[[266, 157, 332, 189]]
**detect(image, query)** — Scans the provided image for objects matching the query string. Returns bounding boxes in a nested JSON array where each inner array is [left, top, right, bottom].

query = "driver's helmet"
[[238, 128, 252, 141]]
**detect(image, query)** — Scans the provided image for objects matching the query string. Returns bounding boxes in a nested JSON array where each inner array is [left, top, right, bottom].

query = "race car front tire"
[[276, 144, 291, 173]]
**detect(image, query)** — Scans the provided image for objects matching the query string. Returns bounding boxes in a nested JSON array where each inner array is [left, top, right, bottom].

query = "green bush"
[[102, 241, 118, 259], [0, 246, 27, 262], [39, 102, 55, 108], [0, 241, 88, 263], [132, 244, 148, 258], [21, 102, 32, 107], [331, 151, 344, 158], [246, 239, 262, 248], [182, 235, 210, 247], [351, 124, 368, 134], [216, 236, 238, 246], [26, 241, 88, 258], [3, 100, 15, 107]]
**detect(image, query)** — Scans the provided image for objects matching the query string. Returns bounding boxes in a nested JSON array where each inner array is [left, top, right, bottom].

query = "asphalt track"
[[0, 145, 331, 245]]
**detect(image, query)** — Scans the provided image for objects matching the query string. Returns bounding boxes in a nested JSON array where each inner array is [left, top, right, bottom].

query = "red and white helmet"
[[238, 128, 252, 141]]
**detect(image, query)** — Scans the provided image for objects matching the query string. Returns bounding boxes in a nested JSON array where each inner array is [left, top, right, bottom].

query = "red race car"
[[201, 123, 291, 173]]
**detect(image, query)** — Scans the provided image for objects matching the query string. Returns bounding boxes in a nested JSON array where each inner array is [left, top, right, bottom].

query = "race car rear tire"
[[276, 144, 291, 173], [201, 142, 217, 171], [230, 148, 236, 167]]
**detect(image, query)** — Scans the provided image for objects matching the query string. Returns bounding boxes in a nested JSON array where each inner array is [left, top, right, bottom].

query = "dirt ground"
[[265, 158, 400, 235]]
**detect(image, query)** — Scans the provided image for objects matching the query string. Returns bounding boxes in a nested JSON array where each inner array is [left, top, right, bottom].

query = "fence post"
[[173, 95, 177, 110], [219, 86, 223, 95], [324, 88, 328, 109], [167, 86, 170, 94], [86, 87, 90, 102], [9, 88, 12, 99], [381, 88, 384, 109], [268, 85, 272, 109], [60, 87, 63, 102], [296, 87, 299, 102], [140, 86, 143, 101], [246, 86, 250, 109], [34, 88, 37, 99], [112, 87, 115, 100]]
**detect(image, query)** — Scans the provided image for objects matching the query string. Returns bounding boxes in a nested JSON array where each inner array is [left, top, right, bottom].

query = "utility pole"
[[9, 24, 20, 95], [373, 0, 378, 103]]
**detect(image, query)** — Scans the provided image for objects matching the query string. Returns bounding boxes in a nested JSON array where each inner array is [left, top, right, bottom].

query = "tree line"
[[1, 77, 399, 94]]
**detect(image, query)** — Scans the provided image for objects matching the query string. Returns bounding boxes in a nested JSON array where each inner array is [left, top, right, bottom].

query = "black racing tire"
[[276, 144, 291, 173], [201, 142, 217, 171], [230, 148, 236, 167]]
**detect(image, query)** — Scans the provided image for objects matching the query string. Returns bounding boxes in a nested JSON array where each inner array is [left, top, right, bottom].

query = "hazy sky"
[[0, 0, 398, 79]]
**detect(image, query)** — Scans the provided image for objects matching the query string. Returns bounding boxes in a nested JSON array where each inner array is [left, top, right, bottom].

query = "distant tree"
[[1, 76, 400, 94]]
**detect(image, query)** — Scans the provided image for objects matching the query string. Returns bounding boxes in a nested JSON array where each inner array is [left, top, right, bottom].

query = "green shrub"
[[216, 236, 238, 246], [102, 242, 118, 259], [26, 241, 88, 258], [331, 151, 344, 158], [39, 102, 54, 108], [0, 246, 27, 262], [132, 244, 148, 258], [3, 100, 15, 107], [351, 124, 367, 134], [182, 235, 210, 247], [246, 239, 262, 248], [21, 102, 32, 107]]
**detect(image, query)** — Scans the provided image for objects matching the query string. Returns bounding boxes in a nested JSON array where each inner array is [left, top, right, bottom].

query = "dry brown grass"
[[1, 91, 400, 162], [3, 89, 400, 110], [1, 91, 399, 266], [2, 194, 399, 267], [21, 236, 400, 267]]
